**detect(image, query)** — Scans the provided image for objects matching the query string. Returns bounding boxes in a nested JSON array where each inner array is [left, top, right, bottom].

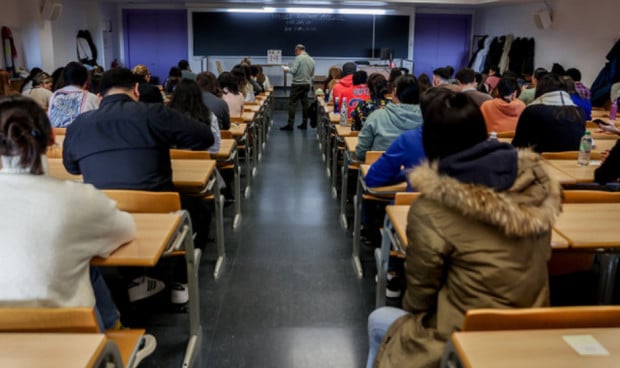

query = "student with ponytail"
[[480, 77, 526, 133]]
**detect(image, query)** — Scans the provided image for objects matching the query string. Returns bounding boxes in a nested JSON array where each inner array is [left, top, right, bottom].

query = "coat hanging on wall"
[[591, 39, 620, 107], [76, 30, 98, 66], [2, 26, 17, 74]]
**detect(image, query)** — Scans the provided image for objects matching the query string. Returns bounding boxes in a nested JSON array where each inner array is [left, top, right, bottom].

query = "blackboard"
[[192, 12, 409, 58]]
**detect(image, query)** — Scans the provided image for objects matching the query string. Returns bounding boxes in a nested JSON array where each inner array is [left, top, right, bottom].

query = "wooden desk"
[[545, 159, 598, 183], [554, 203, 620, 250], [595, 139, 617, 152], [0, 333, 108, 368], [541, 161, 578, 185], [227, 123, 248, 139], [450, 328, 620, 368], [330, 125, 356, 199], [92, 213, 182, 267], [242, 111, 255, 124], [244, 104, 261, 113]]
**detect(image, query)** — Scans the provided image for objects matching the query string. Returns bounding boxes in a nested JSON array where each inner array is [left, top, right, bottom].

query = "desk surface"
[[541, 161, 578, 185], [452, 328, 620, 368], [227, 123, 248, 138], [92, 212, 182, 266], [344, 137, 358, 154], [242, 111, 255, 123], [360, 164, 407, 193], [213, 139, 236, 161], [0, 333, 107, 368], [545, 159, 597, 183], [554, 203, 620, 249], [386, 205, 569, 249], [244, 104, 261, 112], [335, 125, 354, 138]]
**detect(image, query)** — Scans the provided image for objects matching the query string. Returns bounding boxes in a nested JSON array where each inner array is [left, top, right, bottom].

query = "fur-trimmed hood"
[[408, 148, 562, 237]]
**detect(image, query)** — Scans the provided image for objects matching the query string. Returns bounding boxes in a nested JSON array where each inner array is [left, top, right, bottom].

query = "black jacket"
[[595, 140, 620, 184], [63, 94, 214, 191], [202, 91, 231, 130]]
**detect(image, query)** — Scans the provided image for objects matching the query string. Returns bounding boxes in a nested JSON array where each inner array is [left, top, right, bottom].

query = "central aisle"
[[200, 110, 376, 367]]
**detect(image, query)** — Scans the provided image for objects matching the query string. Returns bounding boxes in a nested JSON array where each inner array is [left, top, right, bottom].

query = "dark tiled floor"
[[130, 109, 376, 367]]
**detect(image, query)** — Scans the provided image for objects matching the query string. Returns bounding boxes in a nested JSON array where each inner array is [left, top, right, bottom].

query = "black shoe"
[[297, 124, 307, 130], [280, 125, 293, 131]]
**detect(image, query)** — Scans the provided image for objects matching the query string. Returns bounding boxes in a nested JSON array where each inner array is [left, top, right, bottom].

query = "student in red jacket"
[[331, 62, 370, 117]]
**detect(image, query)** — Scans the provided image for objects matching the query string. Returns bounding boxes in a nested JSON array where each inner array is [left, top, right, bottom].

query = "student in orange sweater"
[[480, 77, 526, 133]]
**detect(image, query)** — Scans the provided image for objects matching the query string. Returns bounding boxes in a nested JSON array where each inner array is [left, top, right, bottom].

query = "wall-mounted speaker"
[[41, 0, 63, 22], [535, 9, 553, 30]]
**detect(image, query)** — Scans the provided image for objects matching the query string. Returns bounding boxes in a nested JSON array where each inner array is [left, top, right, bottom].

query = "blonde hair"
[[131, 64, 150, 77]]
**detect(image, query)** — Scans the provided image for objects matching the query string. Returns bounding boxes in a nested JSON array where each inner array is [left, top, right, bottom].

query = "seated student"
[[178, 59, 197, 81], [332, 62, 370, 114], [364, 127, 425, 188], [249, 65, 266, 93], [367, 87, 561, 368], [566, 68, 591, 100], [19, 67, 43, 94], [417, 73, 432, 96], [480, 77, 526, 133], [0, 96, 136, 332], [455, 67, 492, 107], [197, 71, 231, 130], [355, 74, 423, 161], [132, 64, 163, 104], [218, 71, 244, 118], [512, 73, 586, 153], [563, 75, 592, 120], [432, 67, 460, 92], [169, 79, 221, 154], [351, 73, 390, 131], [22, 72, 53, 110], [48, 62, 99, 127], [387, 67, 405, 94], [62, 68, 214, 303], [324, 66, 342, 96], [593, 121, 620, 184], [519, 67, 548, 105], [484, 65, 501, 92], [232, 64, 256, 102], [163, 66, 182, 94]]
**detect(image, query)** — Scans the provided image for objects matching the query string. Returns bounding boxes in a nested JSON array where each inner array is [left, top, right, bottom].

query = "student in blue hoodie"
[[355, 74, 423, 162]]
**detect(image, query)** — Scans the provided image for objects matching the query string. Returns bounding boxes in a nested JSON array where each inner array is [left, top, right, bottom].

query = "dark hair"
[[218, 72, 240, 94], [366, 73, 388, 100], [20, 67, 43, 93], [63, 62, 88, 87], [394, 74, 420, 104], [496, 77, 519, 101], [178, 59, 190, 70], [566, 68, 582, 82], [99, 68, 137, 96], [51, 67, 65, 91], [445, 65, 455, 78], [197, 71, 222, 96], [551, 63, 566, 76], [562, 76, 577, 94], [231, 65, 249, 91], [535, 73, 566, 98], [488, 65, 501, 76], [249, 65, 260, 78], [455, 68, 475, 84], [533, 67, 548, 81], [169, 79, 212, 126], [388, 67, 404, 92], [433, 67, 451, 81], [169, 67, 182, 78], [353, 70, 368, 85], [417, 73, 432, 96], [421, 88, 487, 161], [0, 96, 52, 174]]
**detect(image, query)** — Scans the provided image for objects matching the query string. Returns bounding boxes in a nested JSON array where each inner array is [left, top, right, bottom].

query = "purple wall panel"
[[413, 14, 471, 79], [123, 9, 188, 82]]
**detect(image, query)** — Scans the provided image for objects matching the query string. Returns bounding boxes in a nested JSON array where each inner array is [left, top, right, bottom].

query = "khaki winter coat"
[[374, 149, 562, 368]]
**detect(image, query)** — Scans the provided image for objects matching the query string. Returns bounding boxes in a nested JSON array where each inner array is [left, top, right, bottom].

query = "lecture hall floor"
[[127, 109, 377, 367]]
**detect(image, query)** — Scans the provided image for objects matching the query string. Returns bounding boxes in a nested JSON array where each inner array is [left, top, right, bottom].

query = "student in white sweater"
[[0, 96, 135, 330]]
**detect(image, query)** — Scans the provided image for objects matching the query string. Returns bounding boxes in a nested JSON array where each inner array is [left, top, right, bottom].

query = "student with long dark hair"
[[169, 79, 221, 154], [197, 71, 231, 130], [351, 73, 390, 131]]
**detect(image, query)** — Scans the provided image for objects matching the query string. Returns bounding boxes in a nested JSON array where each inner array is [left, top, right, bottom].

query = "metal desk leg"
[[325, 130, 333, 177], [375, 216, 393, 308], [243, 138, 252, 199], [597, 253, 619, 304], [232, 151, 242, 230], [252, 123, 259, 178], [181, 211, 202, 368], [331, 140, 339, 199], [339, 152, 350, 229], [213, 170, 225, 279], [352, 175, 363, 278]]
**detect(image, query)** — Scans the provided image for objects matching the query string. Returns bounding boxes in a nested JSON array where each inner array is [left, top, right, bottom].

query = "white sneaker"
[[128, 277, 165, 303], [131, 334, 157, 367], [171, 282, 189, 304]]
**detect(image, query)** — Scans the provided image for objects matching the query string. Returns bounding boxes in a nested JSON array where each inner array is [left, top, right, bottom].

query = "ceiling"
[[116, 0, 543, 8]]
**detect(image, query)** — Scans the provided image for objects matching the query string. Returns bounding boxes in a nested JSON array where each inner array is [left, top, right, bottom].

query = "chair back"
[[230, 117, 244, 124], [0, 307, 99, 333], [103, 190, 181, 213], [365, 151, 384, 164], [394, 192, 420, 205], [562, 190, 620, 203], [496, 131, 514, 138], [53, 127, 67, 136], [170, 149, 210, 160], [221, 130, 233, 139], [463, 306, 620, 331]]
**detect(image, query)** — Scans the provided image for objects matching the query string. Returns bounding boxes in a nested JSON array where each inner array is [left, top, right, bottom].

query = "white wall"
[[473, 0, 620, 86]]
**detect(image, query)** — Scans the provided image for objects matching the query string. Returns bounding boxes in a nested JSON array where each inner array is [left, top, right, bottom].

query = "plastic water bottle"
[[334, 97, 340, 113], [577, 130, 593, 167], [324, 89, 330, 103], [488, 131, 498, 140], [610, 99, 618, 121], [340, 97, 348, 126]]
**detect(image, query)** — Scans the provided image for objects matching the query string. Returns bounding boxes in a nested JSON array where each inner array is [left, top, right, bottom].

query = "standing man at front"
[[281, 44, 315, 130]]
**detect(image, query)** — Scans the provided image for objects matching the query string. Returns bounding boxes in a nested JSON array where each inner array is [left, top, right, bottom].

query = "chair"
[[53, 127, 66, 136], [496, 131, 514, 138], [0, 307, 144, 367], [462, 306, 620, 331], [220, 130, 233, 139], [102, 190, 181, 213], [170, 149, 210, 160], [365, 151, 384, 165], [394, 192, 421, 205]]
